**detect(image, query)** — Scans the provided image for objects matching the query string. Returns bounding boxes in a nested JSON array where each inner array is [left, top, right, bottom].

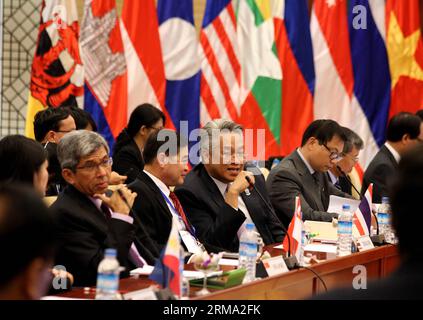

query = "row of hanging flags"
[[25, 0, 423, 169]]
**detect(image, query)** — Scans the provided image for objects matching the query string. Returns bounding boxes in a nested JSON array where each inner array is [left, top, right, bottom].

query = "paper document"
[[327, 195, 360, 215], [218, 258, 239, 266], [130, 265, 154, 276]]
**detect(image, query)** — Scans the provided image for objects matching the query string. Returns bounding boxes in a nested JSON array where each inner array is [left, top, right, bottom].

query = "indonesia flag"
[[149, 217, 181, 296], [282, 196, 303, 260], [80, 0, 127, 149], [353, 183, 373, 236]]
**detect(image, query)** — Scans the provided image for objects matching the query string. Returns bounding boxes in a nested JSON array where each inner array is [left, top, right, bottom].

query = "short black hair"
[[342, 127, 364, 154], [390, 144, 423, 257], [301, 119, 347, 147], [0, 135, 47, 186], [33, 107, 73, 142], [0, 184, 56, 287], [143, 129, 188, 165], [69, 107, 98, 131], [416, 109, 423, 121], [386, 112, 421, 142]]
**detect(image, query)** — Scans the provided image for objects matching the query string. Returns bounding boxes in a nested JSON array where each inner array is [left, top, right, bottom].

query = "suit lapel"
[[197, 164, 228, 211]]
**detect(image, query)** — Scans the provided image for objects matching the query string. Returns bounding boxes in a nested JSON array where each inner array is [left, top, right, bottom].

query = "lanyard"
[[159, 190, 197, 238]]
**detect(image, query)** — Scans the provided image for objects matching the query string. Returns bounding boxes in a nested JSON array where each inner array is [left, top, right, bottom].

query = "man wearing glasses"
[[327, 128, 364, 199], [267, 120, 351, 228], [362, 112, 423, 203], [52, 130, 157, 286]]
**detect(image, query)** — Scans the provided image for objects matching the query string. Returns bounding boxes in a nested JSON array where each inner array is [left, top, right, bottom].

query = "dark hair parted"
[[33, 107, 73, 142], [386, 112, 421, 142], [143, 129, 188, 165], [415, 109, 423, 121], [390, 144, 423, 257], [114, 104, 165, 155], [0, 184, 56, 287], [301, 119, 347, 147], [0, 135, 47, 186], [69, 107, 98, 132]]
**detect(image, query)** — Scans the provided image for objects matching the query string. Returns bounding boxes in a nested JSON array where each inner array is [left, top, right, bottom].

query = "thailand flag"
[[353, 183, 373, 236], [149, 217, 182, 296], [282, 196, 304, 261]]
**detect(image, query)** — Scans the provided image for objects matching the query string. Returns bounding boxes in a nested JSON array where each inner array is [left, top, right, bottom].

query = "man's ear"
[[402, 134, 411, 145], [46, 130, 57, 143], [157, 152, 169, 167], [139, 125, 149, 137], [62, 168, 76, 185]]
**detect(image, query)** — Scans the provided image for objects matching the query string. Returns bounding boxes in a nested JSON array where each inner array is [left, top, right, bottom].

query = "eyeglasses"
[[76, 157, 113, 171], [322, 144, 343, 161], [148, 125, 163, 131], [341, 153, 359, 163], [55, 129, 76, 134]]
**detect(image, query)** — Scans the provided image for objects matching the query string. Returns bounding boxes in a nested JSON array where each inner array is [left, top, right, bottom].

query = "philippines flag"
[[157, 0, 200, 137], [149, 217, 182, 296], [282, 196, 303, 260], [353, 183, 373, 236], [80, 0, 127, 149]]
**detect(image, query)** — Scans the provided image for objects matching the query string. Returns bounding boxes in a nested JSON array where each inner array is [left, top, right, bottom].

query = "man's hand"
[[225, 171, 255, 209], [109, 171, 127, 185], [95, 185, 137, 215]]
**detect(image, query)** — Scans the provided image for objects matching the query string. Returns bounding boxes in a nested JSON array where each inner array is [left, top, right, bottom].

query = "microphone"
[[245, 176, 299, 270], [336, 165, 361, 199]]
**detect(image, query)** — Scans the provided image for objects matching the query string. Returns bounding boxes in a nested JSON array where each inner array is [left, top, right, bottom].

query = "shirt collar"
[[384, 142, 401, 163], [143, 170, 170, 197], [297, 148, 315, 175], [327, 170, 338, 185], [88, 196, 102, 210], [208, 174, 229, 197]]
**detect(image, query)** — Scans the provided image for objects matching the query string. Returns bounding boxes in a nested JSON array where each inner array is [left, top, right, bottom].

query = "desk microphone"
[[245, 176, 298, 270], [336, 165, 362, 200]]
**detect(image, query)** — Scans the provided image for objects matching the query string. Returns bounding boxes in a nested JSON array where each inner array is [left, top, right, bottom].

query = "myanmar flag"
[[25, 0, 83, 138]]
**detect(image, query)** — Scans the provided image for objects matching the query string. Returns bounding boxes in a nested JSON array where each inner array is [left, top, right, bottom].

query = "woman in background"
[[113, 103, 165, 183]]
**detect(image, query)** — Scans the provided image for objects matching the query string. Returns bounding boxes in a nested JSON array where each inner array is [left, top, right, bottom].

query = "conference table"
[[56, 244, 400, 300]]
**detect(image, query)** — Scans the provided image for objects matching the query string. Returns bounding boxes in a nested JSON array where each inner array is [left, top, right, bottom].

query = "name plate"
[[123, 287, 158, 300], [262, 256, 289, 277], [356, 235, 375, 252]]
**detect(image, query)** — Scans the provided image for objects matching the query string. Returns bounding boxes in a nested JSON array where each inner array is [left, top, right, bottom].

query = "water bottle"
[[298, 229, 307, 266], [378, 197, 393, 243], [179, 247, 189, 300], [238, 223, 258, 283], [337, 204, 353, 257], [95, 248, 121, 300]]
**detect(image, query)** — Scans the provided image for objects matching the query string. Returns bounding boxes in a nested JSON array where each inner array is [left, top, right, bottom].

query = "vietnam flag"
[[386, 0, 423, 117]]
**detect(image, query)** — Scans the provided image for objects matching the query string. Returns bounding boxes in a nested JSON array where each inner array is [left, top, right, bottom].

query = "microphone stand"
[[336, 167, 384, 245], [245, 176, 299, 270]]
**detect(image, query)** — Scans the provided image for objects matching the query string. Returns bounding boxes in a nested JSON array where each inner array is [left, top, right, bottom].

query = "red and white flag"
[[282, 196, 303, 260], [353, 183, 373, 236]]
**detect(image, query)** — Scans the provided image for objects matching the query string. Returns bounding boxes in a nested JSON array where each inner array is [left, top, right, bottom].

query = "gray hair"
[[200, 119, 243, 153], [57, 130, 109, 171], [342, 127, 364, 154]]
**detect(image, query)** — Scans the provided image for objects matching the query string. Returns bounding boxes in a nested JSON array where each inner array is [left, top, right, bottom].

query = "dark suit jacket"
[[51, 185, 157, 286], [327, 172, 353, 197], [362, 145, 398, 203], [112, 139, 144, 184], [266, 150, 350, 228], [128, 171, 224, 255], [314, 257, 423, 300], [174, 163, 285, 252]]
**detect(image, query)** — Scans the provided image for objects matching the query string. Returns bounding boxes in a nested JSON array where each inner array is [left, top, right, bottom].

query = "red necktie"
[[169, 192, 192, 234]]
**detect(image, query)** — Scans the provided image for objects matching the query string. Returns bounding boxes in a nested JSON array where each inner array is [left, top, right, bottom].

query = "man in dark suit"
[[52, 130, 158, 286], [175, 119, 285, 253], [267, 120, 351, 228], [129, 129, 219, 255], [327, 127, 364, 199], [315, 144, 423, 299], [362, 112, 422, 203]]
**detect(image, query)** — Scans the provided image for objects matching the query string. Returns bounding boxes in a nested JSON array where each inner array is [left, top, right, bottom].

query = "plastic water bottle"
[[378, 197, 393, 243], [179, 247, 189, 300], [298, 229, 307, 266], [337, 204, 353, 257], [238, 223, 258, 283], [95, 248, 121, 300]]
